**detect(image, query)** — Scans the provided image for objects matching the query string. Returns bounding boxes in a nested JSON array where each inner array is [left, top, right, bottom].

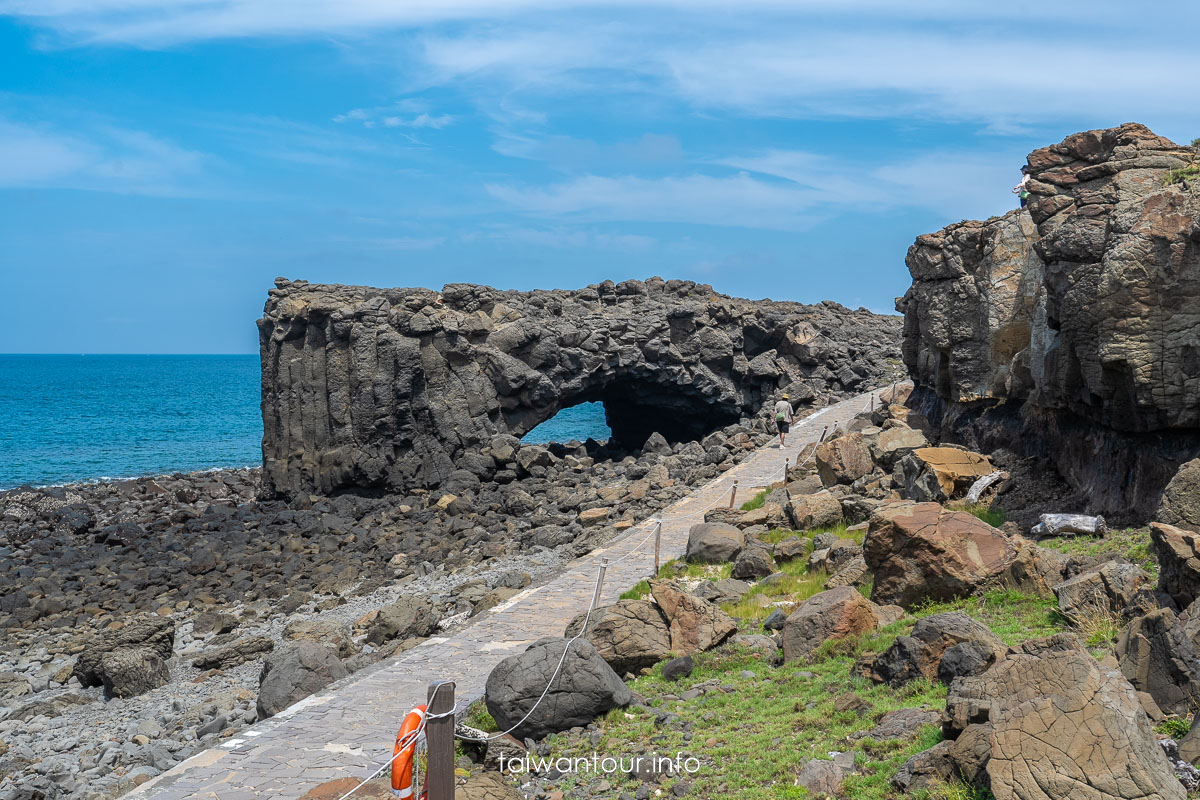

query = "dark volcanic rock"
[[258, 277, 904, 496], [484, 637, 631, 740], [257, 641, 349, 719], [73, 616, 175, 698], [898, 124, 1200, 522]]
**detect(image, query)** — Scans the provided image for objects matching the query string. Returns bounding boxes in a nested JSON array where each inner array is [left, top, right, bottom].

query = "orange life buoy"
[[390, 705, 427, 798]]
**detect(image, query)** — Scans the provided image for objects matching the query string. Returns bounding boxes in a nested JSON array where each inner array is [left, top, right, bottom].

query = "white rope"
[[454, 560, 607, 743], [336, 385, 891, 795]]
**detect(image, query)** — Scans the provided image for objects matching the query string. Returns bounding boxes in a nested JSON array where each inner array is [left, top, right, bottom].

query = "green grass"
[[1164, 163, 1200, 186], [1037, 526, 1157, 582], [741, 489, 770, 511], [620, 560, 734, 600], [476, 568, 1066, 799], [1158, 717, 1192, 739], [946, 501, 1006, 528]]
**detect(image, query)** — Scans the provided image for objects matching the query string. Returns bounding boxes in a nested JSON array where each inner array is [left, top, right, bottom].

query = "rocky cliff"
[[898, 123, 1200, 521], [259, 278, 904, 497]]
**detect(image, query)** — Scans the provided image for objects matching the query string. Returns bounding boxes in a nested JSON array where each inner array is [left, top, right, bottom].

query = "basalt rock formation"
[[259, 277, 903, 497], [898, 123, 1200, 522]]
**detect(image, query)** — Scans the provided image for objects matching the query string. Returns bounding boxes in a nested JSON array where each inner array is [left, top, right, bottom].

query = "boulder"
[[1158, 458, 1200, 532], [866, 611, 1004, 686], [786, 491, 844, 531], [485, 637, 631, 740], [782, 586, 878, 662], [365, 597, 439, 645], [73, 616, 175, 698], [990, 536, 1070, 596], [824, 555, 869, 589], [649, 580, 737, 655], [283, 619, 359, 658], [731, 545, 776, 580], [684, 522, 744, 563], [796, 759, 843, 797], [1115, 607, 1200, 716], [863, 501, 1018, 609], [892, 740, 955, 793], [257, 641, 349, 718], [563, 600, 672, 674], [871, 426, 929, 468], [815, 433, 875, 486], [1151, 522, 1200, 608], [192, 635, 275, 670], [693, 578, 752, 605], [943, 634, 1184, 800], [897, 447, 993, 502], [1053, 562, 1146, 621]]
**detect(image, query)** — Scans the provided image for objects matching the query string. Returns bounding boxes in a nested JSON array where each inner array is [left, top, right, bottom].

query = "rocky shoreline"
[[0, 393, 887, 799]]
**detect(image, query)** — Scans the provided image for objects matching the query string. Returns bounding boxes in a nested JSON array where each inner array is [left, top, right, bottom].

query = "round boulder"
[[257, 641, 349, 719], [685, 522, 744, 563], [485, 637, 632, 740], [563, 600, 672, 674]]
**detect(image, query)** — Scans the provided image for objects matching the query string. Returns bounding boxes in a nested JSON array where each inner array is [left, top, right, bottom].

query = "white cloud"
[[334, 103, 454, 130], [0, 117, 208, 195]]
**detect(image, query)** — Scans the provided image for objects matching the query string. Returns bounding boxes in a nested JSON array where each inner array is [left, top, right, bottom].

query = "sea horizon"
[[0, 353, 610, 489]]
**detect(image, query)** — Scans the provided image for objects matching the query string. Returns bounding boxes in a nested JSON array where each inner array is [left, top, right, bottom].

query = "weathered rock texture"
[[259, 277, 903, 496], [898, 124, 1200, 521]]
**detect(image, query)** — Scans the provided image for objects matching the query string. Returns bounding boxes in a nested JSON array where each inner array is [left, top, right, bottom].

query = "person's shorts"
[[777, 420, 790, 433]]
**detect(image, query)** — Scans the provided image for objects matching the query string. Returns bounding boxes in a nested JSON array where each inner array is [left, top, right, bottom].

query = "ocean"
[[0, 355, 610, 489]]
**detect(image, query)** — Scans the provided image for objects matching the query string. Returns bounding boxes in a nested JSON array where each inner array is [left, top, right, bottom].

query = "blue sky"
[[2, 1, 1197, 354]]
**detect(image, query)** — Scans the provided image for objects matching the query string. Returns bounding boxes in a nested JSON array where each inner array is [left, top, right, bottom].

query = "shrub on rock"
[[72, 616, 175, 698], [782, 586, 878, 662], [863, 501, 1018, 609], [257, 641, 349, 719], [563, 599, 672, 674], [484, 637, 631, 740], [684, 522, 744, 563]]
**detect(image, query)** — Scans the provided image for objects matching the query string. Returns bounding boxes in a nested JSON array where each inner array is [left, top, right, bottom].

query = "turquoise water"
[[522, 401, 611, 444], [0, 355, 611, 488], [0, 355, 262, 489]]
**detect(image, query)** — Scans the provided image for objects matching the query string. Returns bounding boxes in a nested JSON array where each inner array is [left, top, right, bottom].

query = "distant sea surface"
[[0, 355, 610, 489]]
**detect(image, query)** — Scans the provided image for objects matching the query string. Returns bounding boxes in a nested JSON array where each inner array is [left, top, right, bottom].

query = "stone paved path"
[[131, 385, 900, 800]]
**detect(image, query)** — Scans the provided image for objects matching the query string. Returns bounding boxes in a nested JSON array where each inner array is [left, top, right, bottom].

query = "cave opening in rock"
[[516, 376, 742, 453]]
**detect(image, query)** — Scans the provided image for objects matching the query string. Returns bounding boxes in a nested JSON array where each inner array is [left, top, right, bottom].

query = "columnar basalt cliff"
[[259, 278, 904, 497], [898, 123, 1200, 521]]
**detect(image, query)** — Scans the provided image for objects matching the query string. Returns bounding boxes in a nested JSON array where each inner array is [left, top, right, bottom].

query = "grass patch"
[[1164, 163, 1200, 186], [620, 580, 651, 601], [946, 501, 1006, 528], [1037, 526, 1157, 582], [1158, 717, 1192, 739], [741, 490, 770, 511]]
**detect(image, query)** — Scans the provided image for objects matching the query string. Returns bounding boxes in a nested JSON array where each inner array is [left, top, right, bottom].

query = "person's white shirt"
[[773, 400, 793, 422]]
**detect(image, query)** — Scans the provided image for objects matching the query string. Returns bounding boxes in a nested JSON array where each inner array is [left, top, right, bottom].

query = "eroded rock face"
[[944, 634, 1184, 800], [259, 277, 904, 496], [782, 586, 878, 662], [898, 124, 1200, 521], [72, 616, 175, 698], [1159, 459, 1200, 532]]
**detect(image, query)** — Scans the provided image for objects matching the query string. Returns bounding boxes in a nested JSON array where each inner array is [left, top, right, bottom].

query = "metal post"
[[820, 425, 829, 442], [728, 479, 738, 508], [870, 395, 874, 413], [425, 681, 455, 800], [591, 558, 609, 612], [653, 521, 662, 577]]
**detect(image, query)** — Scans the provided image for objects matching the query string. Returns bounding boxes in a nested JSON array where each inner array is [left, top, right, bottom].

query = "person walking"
[[1013, 165, 1032, 208], [773, 394, 794, 447]]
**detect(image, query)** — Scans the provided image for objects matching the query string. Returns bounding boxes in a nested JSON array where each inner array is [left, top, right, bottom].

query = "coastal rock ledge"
[[259, 278, 903, 497]]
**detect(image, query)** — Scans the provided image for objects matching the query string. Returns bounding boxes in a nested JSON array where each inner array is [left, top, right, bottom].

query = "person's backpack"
[[775, 410, 787, 422]]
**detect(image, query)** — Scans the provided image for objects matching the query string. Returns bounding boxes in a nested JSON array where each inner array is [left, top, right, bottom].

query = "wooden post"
[[653, 521, 662, 577], [727, 479, 738, 508], [425, 681, 455, 800], [591, 559, 609, 613]]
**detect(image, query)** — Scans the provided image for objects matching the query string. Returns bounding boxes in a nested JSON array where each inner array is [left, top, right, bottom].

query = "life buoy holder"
[[390, 705, 427, 799]]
